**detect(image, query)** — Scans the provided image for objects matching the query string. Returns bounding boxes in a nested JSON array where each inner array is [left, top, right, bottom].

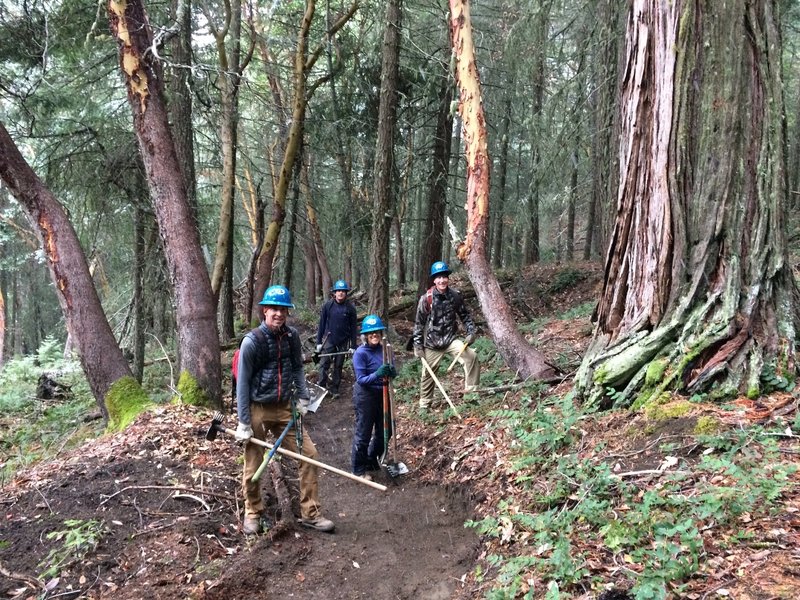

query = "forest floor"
[[1, 262, 799, 599]]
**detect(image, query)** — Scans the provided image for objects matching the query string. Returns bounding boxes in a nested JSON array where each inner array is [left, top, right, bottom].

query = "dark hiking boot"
[[242, 514, 261, 535], [299, 515, 335, 533]]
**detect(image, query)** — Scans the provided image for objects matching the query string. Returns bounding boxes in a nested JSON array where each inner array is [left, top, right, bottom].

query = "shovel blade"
[[306, 383, 328, 413]]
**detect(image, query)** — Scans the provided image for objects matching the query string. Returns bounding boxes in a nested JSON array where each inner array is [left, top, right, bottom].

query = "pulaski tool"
[[206, 412, 387, 491]]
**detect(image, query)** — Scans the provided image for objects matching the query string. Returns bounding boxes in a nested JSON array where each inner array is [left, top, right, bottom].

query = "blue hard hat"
[[430, 261, 450, 277], [332, 279, 350, 292], [360, 314, 386, 334], [259, 285, 295, 308]]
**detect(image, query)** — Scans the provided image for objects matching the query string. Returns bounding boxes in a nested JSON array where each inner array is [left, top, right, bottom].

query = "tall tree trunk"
[[524, 1, 551, 265], [302, 209, 318, 308], [418, 75, 453, 294], [586, 0, 621, 260], [209, 0, 252, 341], [283, 153, 302, 289], [0, 285, 5, 366], [0, 123, 134, 415], [251, 0, 357, 318], [325, 9, 356, 287], [394, 132, 413, 289], [12, 272, 21, 356], [109, 0, 221, 405], [448, 0, 553, 378], [132, 199, 146, 383], [168, 0, 196, 215], [368, 0, 402, 318], [303, 157, 332, 294], [576, 0, 799, 408], [492, 97, 511, 269]]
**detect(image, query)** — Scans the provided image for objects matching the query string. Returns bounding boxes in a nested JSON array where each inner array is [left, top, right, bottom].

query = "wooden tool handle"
[[222, 426, 387, 491]]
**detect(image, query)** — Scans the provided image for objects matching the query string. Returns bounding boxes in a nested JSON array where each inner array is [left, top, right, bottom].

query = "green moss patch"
[[694, 415, 722, 435], [105, 377, 153, 433], [176, 371, 211, 407], [644, 398, 693, 422]]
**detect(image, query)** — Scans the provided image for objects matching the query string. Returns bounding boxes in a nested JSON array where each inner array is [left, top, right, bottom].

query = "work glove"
[[375, 364, 392, 378], [315, 344, 323, 353], [464, 332, 477, 346], [235, 422, 253, 441], [387, 365, 397, 378], [297, 397, 311, 416], [413, 346, 424, 358]]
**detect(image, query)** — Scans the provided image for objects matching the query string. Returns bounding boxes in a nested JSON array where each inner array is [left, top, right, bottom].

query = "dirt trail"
[[0, 375, 478, 600]]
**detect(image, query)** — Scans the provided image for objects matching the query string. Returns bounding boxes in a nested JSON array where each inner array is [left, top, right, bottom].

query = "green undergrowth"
[[466, 394, 797, 599], [0, 338, 174, 485], [0, 337, 102, 485]]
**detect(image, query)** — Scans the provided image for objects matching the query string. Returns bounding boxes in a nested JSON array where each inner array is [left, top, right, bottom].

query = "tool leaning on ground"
[[206, 411, 387, 492], [447, 340, 470, 373], [381, 337, 408, 477], [419, 355, 462, 419]]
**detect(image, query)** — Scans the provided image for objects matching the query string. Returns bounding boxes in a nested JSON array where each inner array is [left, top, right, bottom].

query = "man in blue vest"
[[235, 285, 335, 535], [315, 279, 358, 397]]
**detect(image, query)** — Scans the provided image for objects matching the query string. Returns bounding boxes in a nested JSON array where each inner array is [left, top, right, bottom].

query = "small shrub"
[[38, 519, 108, 579], [547, 268, 585, 293]]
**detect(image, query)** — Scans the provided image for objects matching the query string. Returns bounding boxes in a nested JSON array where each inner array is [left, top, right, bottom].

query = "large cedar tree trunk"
[[367, 0, 402, 318], [0, 123, 133, 415], [448, 0, 553, 378], [109, 0, 221, 404], [576, 0, 800, 408]]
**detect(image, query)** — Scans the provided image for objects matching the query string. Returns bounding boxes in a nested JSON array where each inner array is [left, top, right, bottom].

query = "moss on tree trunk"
[[576, 0, 800, 408]]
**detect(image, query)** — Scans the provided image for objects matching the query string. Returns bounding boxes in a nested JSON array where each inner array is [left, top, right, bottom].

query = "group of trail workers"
[[233, 261, 479, 535]]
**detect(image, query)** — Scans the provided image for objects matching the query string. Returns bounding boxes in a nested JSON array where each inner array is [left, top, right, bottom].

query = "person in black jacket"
[[235, 285, 334, 535], [412, 261, 479, 409], [315, 279, 358, 397]]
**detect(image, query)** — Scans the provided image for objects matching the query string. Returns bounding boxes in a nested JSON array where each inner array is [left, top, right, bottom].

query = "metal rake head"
[[206, 411, 226, 441], [385, 461, 409, 478]]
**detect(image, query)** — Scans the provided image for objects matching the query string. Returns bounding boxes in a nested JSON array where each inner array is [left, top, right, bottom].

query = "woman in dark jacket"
[[350, 314, 396, 480]]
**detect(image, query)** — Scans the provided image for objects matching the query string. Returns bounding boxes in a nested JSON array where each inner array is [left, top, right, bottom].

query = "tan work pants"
[[419, 339, 479, 407], [242, 402, 321, 520]]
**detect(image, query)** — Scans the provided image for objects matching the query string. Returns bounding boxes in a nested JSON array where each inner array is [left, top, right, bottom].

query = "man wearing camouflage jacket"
[[412, 261, 479, 409]]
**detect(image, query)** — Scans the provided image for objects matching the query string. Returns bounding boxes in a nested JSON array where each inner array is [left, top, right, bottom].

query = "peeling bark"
[[109, 0, 221, 404], [448, 0, 553, 379], [0, 123, 132, 415], [576, 0, 800, 407]]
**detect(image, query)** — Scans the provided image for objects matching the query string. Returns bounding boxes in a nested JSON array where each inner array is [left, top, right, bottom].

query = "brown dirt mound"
[[1, 395, 479, 599]]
